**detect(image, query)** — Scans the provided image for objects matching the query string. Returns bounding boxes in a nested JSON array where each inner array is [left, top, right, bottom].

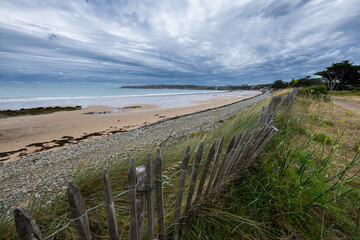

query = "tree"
[[271, 80, 288, 89], [315, 60, 360, 91]]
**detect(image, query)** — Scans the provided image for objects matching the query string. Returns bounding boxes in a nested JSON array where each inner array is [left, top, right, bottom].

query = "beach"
[[0, 90, 262, 162], [0, 91, 270, 211]]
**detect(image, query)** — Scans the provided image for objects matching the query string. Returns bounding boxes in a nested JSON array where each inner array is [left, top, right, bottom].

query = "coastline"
[[0, 90, 262, 162], [0, 92, 271, 211]]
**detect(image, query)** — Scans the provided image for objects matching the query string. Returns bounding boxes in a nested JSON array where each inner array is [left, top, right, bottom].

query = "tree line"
[[272, 60, 360, 91]]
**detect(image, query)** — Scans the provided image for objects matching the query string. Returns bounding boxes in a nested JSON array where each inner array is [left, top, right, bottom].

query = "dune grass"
[[1, 92, 360, 239], [181, 94, 360, 239]]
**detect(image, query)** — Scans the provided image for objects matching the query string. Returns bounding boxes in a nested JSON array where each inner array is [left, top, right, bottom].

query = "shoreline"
[[0, 91, 263, 162]]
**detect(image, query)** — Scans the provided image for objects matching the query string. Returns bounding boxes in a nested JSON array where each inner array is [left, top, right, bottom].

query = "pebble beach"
[[0, 92, 270, 213]]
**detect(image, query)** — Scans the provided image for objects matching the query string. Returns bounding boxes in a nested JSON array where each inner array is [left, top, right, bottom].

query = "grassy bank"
[[182, 93, 360, 239], [0, 106, 82, 118], [1, 92, 359, 239]]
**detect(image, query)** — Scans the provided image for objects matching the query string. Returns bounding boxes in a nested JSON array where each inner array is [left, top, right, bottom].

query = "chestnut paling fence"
[[13, 90, 297, 240]]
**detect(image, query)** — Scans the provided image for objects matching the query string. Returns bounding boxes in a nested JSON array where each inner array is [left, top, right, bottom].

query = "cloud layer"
[[1, 0, 359, 86]]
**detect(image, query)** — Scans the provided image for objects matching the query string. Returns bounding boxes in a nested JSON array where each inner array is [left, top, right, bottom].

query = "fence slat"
[[67, 181, 92, 240], [183, 141, 203, 215], [136, 165, 146, 239], [195, 140, 216, 204], [155, 149, 166, 240], [173, 145, 191, 240], [103, 169, 120, 240], [206, 136, 224, 196], [212, 136, 235, 190], [14, 207, 42, 240], [145, 153, 154, 240], [128, 158, 138, 240]]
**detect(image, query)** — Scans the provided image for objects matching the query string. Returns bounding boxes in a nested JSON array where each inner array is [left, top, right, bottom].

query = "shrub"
[[313, 133, 333, 144]]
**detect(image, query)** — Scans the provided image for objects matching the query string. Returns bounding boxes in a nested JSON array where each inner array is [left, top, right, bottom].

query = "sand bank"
[[0, 91, 262, 161]]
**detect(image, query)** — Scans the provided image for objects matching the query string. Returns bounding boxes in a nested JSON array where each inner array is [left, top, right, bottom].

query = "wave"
[[0, 90, 226, 103]]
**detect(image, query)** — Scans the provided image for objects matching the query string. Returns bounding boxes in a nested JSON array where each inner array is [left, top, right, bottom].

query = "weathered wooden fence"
[[13, 89, 297, 239]]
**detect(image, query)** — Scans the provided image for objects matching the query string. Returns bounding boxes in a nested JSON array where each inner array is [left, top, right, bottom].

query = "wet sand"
[[0, 91, 262, 161]]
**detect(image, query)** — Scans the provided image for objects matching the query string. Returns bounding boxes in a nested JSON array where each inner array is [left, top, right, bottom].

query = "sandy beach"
[[0, 90, 262, 162]]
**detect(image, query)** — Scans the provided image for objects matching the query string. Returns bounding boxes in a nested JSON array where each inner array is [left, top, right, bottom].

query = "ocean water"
[[0, 86, 232, 110]]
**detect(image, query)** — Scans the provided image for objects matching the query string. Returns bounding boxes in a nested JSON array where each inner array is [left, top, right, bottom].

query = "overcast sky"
[[0, 0, 359, 87]]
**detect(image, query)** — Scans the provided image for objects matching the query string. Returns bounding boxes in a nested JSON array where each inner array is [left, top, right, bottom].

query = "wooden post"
[[103, 169, 120, 240], [212, 136, 235, 190], [136, 166, 146, 239], [183, 141, 203, 215], [14, 207, 42, 240], [173, 145, 191, 240], [205, 136, 224, 196], [68, 181, 92, 240], [145, 153, 154, 240], [195, 140, 216, 204], [128, 158, 138, 240], [155, 149, 166, 240]]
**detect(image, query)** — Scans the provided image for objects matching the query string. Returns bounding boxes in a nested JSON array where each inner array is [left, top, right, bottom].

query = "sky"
[[0, 0, 359, 87]]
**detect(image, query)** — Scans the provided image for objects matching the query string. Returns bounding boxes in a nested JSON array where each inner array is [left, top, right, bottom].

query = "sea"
[[0, 86, 236, 110]]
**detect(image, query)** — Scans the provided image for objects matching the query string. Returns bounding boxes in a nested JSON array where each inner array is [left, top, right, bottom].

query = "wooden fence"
[[13, 89, 297, 240]]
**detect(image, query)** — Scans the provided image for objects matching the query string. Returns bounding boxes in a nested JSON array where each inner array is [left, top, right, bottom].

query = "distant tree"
[[315, 60, 360, 91], [271, 80, 288, 89]]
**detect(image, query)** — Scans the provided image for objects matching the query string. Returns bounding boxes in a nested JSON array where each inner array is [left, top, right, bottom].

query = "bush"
[[313, 133, 333, 144], [299, 85, 328, 100]]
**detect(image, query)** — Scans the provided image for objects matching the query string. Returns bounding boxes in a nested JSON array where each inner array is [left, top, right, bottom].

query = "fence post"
[[183, 141, 203, 215], [195, 140, 216, 204], [145, 153, 154, 239], [173, 145, 191, 240], [136, 166, 146, 239], [212, 136, 235, 190], [103, 169, 120, 240], [13, 207, 42, 240], [128, 158, 138, 240], [155, 149, 166, 240], [205, 136, 224, 196], [68, 181, 92, 240]]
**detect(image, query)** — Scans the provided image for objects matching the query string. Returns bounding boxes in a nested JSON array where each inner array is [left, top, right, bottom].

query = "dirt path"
[[331, 98, 360, 112]]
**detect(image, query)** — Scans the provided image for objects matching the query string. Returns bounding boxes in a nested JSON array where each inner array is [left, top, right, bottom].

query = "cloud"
[[0, 0, 359, 86]]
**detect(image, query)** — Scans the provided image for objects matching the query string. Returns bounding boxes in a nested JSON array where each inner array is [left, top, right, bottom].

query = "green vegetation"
[[0, 106, 82, 118], [182, 94, 360, 239], [315, 60, 360, 91], [1, 91, 359, 239], [298, 85, 328, 98], [271, 60, 360, 92], [121, 105, 143, 109], [313, 132, 333, 144]]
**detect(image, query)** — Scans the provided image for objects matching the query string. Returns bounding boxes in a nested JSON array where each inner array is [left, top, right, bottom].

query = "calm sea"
[[0, 86, 225, 110]]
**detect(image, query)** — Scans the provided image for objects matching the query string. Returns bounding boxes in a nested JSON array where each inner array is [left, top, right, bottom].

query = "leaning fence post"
[[205, 136, 224, 196], [14, 207, 42, 240], [68, 181, 92, 240], [128, 158, 138, 240], [183, 141, 203, 216], [212, 136, 235, 190], [103, 169, 120, 240], [173, 145, 191, 240], [145, 153, 154, 240], [155, 149, 166, 240], [195, 140, 216, 204], [136, 166, 146, 239]]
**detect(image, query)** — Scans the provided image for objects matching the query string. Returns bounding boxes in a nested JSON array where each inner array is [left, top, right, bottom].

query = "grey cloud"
[[0, 0, 359, 86]]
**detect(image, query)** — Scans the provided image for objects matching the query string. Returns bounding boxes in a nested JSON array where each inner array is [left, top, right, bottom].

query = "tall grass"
[[182, 96, 360, 239]]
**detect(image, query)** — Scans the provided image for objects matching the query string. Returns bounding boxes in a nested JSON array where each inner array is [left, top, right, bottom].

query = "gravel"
[[0, 92, 271, 213]]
